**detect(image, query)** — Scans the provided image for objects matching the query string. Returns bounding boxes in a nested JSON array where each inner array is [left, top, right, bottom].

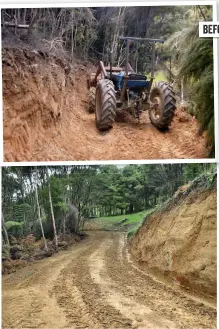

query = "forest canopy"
[[1, 6, 212, 62]]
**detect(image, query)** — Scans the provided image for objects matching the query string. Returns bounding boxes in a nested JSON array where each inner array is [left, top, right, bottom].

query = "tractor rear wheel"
[[95, 79, 116, 131], [149, 81, 176, 130], [88, 87, 96, 113]]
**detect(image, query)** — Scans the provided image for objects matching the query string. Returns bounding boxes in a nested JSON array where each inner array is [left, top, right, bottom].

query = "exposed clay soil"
[[2, 231, 216, 329], [131, 182, 217, 299], [3, 47, 208, 161]]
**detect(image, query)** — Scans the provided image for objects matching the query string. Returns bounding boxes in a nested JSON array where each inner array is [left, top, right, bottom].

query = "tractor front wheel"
[[149, 81, 176, 130], [95, 79, 116, 131]]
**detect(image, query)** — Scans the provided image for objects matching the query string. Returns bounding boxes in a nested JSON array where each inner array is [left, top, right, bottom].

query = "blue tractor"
[[88, 36, 176, 131]]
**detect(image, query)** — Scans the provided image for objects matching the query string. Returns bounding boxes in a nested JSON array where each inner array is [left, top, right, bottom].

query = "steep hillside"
[[130, 171, 217, 299], [3, 47, 90, 161]]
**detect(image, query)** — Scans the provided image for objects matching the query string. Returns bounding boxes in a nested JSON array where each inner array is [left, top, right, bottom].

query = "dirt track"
[[2, 232, 216, 329], [3, 48, 208, 161], [28, 109, 207, 161]]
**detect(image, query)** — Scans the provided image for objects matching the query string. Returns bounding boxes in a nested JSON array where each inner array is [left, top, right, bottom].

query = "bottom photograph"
[[2, 163, 217, 329]]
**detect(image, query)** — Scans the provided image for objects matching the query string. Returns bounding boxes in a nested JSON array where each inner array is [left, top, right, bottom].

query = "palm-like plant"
[[168, 24, 214, 156]]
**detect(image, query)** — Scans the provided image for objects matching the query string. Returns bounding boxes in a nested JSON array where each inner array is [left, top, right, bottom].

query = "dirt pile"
[[130, 170, 217, 298], [2, 233, 85, 274]]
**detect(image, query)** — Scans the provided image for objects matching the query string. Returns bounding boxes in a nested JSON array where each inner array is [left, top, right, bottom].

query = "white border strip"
[[0, 1, 217, 8], [2, 158, 217, 167]]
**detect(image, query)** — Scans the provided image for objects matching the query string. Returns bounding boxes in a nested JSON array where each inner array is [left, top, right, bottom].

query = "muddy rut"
[[3, 48, 207, 161], [2, 232, 216, 329]]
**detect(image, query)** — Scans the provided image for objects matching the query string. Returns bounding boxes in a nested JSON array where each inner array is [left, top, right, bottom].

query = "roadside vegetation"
[[127, 165, 216, 239], [2, 164, 214, 245]]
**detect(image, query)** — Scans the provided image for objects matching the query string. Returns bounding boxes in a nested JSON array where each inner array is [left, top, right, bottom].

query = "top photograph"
[[1, 4, 215, 161]]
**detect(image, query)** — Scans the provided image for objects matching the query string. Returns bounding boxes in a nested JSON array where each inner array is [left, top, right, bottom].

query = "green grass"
[[127, 224, 142, 239], [97, 209, 153, 226], [126, 207, 159, 239], [153, 70, 167, 83], [144, 70, 168, 83], [87, 208, 158, 236]]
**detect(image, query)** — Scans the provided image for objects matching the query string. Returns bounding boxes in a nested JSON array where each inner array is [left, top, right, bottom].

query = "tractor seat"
[[128, 74, 146, 81]]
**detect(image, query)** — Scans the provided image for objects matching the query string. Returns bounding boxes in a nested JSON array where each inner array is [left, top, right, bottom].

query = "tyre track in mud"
[[53, 233, 132, 328], [28, 109, 207, 161], [103, 233, 216, 329], [2, 232, 216, 329], [2, 253, 74, 328]]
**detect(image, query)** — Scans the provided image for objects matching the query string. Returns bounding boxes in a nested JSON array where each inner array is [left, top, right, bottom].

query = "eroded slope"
[[131, 172, 217, 298]]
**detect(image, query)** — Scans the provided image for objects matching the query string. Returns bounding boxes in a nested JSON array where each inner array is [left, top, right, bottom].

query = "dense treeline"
[[1, 5, 214, 154], [1, 6, 211, 63], [2, 164, 215, 244]]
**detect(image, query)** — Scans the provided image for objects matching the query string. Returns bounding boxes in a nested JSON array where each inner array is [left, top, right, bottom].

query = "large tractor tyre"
[[88, 87, 96, 113], [95, 79, 116, 131], [149, 81, 176, 130]]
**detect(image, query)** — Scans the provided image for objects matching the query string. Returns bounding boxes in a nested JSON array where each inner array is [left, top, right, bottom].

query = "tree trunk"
[[35, 181, 48, 251], [71, 11, 74, 60], [47, 169, 58, 251], [81, 216, 86, 231], [27, 9, 40, 42], [63, 215, 66, 240], [129, 204, 134, 214], [2, 215, 10, 246], [180, 78, 183, 101]]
